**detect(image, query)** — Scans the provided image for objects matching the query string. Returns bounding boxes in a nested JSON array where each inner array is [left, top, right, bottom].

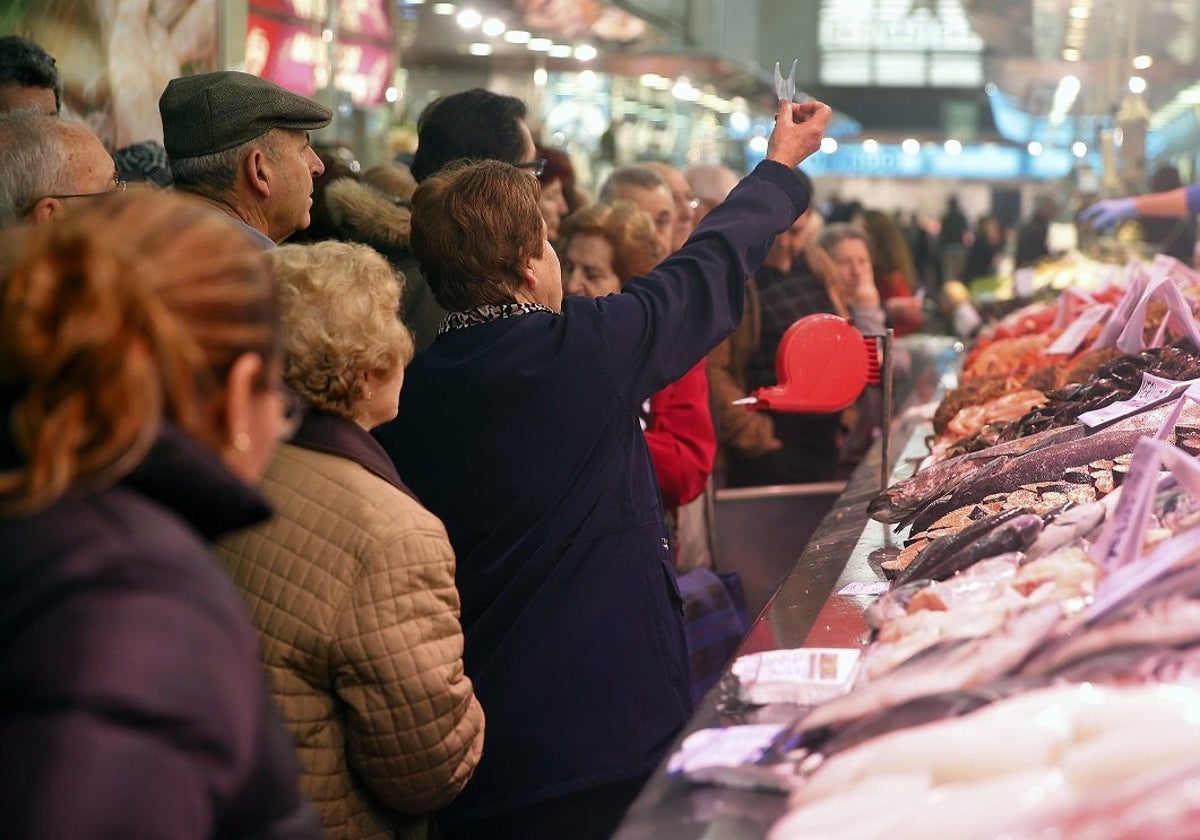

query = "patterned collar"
[[438, 301, 554, 335]]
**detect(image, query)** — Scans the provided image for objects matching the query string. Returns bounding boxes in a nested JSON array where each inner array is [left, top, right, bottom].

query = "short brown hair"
[[410, 160, 545, 311], [560, 201, 662, 285]]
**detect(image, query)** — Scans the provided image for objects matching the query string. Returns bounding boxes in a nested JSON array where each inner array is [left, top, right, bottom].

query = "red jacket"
[[645, 359, 716, 514]]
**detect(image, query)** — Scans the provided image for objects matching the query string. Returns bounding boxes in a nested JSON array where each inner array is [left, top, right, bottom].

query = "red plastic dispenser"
[[745, 314, 874, 413]]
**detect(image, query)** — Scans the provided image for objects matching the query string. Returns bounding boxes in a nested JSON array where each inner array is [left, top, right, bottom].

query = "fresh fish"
[[874, 399, 1200, 528], [813, 677, 1044, 760], [904, 426, 1151, 534], [1025, 501, 1107, 560], [1024, 596, 1200, 677], [895, 510, 1041, 585], [867, 425, 1084, 523], [996, 760, 1200, 839], [789, 601, 1062, 736], [863, 579, 932, 631], [1049, 643, 1200, 686]]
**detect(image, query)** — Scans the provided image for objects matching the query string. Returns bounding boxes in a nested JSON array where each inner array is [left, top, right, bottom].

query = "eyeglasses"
[[26, 179, 127, 215], [515, 158, 547, 178], [44, 179, 127, 202]]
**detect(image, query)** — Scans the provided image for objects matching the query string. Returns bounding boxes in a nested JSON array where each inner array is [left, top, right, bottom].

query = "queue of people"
[[0, 31, 844, 840], [19, 24, 1184, 840]]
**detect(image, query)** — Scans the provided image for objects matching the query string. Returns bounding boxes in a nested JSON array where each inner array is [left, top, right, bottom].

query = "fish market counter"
[[614, 335, 961, 839]]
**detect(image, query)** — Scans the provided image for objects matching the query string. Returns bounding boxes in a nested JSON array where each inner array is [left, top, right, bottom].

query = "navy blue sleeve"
[[584, 160, 811, 408]]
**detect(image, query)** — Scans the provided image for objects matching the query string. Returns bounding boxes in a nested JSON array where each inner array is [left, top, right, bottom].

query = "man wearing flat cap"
[[159, 71, 331, 247]]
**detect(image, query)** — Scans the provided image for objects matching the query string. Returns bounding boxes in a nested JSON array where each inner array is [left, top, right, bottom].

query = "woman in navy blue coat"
[[375, 98, 832, 839], [0, 192, 318, 839]]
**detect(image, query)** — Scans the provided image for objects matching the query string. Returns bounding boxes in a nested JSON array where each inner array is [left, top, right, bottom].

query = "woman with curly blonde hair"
[[216, 241, 484, 840]]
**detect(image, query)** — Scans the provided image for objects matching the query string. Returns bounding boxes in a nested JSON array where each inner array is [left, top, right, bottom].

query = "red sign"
[[248, 0, 392, 40], [246, 13, 392, 105]]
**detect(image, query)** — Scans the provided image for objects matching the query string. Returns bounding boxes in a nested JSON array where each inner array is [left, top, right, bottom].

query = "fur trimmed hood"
[[323, 178, 412, 257]]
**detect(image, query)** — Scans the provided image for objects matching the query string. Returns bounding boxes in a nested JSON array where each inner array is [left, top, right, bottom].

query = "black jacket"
[[0, 425, 321, 839]]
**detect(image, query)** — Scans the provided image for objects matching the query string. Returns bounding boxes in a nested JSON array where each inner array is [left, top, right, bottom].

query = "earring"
[[233, 432, 252, 452]]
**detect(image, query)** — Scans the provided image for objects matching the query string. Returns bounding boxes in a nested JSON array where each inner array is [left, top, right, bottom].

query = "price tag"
[[1078, 373, 1196, 431], [1045, 303, 1111, 355], [838, 580, 890, 597], [731, 648, 861, 706], [1013, 268, 1035, 300]]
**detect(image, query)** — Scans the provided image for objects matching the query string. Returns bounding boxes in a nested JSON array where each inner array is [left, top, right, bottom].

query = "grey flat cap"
[[160, 71, 332, 159]]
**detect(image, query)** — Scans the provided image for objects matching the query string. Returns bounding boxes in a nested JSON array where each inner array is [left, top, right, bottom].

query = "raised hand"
[[766, 99, 832, 170]]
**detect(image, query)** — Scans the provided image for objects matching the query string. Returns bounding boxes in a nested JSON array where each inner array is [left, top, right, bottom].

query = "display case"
[[614, 334, 961, 839]]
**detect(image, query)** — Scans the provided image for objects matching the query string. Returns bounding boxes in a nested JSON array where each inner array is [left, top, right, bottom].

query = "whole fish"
[[1021, 558, 1200, 676], [868, 424, 1082, 523], [904, 426, 1151, 535], [873, 399, 1200, 527], [1025, 501, 1107, 560], [789, 601, 1062, 736], [1049, 643, 1200, 686], [811, 676, 1045, 760], [898, 509, 1041, 586]]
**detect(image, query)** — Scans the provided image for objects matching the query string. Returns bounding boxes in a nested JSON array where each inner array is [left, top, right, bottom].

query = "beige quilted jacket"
[[216, 416, 484, 840]]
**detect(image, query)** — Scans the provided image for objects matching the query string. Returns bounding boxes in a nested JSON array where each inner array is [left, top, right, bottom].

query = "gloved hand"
[[1078, 197, 1136, 231]]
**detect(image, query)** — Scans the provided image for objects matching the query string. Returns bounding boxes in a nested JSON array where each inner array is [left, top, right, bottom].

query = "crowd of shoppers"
[[15, 24, 1178, 840], [0, 31, 843, 840]]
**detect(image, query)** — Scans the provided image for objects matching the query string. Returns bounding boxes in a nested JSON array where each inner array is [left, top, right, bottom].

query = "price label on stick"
[[1046, 304, 1111, 355], [1078, 373, 1196, 431]]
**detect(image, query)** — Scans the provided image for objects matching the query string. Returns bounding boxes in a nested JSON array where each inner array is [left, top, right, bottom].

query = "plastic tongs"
[[774, 59, 805, 104]]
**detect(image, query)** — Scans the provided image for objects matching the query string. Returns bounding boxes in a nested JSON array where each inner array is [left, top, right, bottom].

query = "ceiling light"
[[481, 17, 505, 37], [902, 138, 920, 155], [528, 37, 552, 51], [504, 29, 531, 43], [1027, 140, 1043, 156], [1072, 141, 1088, 157], [749, 136, 769, 154], [944, 138, 962, 155], [1129, 76, 1147, 94], [1068, 4, 1090, 18], [385, 86, 399, 103], [862, 139, 879, 154], [574, 44, 597, 62], [456, 9, 481, 29], [467, 42, 492, 56], [533, 67, 547, 85], [1133, 55, 1153, 70], [548, 44, 572, 58], [821, 137, 838, 154], [640, 73, 662, 87], [1062, 48, 1080, 61], [672, 77, 696, 100], [433, 3, 455, 15]]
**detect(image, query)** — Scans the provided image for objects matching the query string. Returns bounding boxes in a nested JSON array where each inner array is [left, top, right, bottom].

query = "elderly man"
[[158, 71, 331, 248], [0, 36, 60, 115], [644, 160, 697, 252], [598, 165, 676, 255], [0, 112, 117, 227], [376, 97, 831, 840], [685, 163, 740, 223]]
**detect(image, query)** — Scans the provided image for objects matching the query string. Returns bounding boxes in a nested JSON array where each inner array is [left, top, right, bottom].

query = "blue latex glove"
[[1078, 197, 1136, 231]]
